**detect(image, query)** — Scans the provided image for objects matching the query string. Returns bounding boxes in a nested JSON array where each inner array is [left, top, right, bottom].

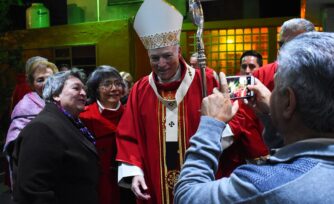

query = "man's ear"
[[282, 87, 296, 119], [178, 46, 182, 58]]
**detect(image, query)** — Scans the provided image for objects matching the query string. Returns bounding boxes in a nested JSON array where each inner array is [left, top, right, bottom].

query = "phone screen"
[[226, 75, 254, 99]]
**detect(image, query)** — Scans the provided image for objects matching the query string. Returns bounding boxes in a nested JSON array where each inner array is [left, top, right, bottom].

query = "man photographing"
[[174, 31, 334, 203]]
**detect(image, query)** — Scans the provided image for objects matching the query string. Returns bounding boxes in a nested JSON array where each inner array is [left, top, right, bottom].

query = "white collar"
[[97, 100, 121, 113], [149, 64, 195, 110]]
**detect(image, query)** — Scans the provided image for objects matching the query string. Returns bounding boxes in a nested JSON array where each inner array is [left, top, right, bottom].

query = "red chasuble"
[[116, 60, 217, 204], [80, 102, 124, 204]]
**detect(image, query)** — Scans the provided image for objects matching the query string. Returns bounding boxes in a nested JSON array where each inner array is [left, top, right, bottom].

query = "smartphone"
[[226, 75, 254, 99]]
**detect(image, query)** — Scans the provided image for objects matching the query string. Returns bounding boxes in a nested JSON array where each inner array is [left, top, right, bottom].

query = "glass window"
[[186, 27, 269, 75]]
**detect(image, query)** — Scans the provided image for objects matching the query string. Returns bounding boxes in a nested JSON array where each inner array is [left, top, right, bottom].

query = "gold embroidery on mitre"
[[140, 30, 181, 50], [165, 170, 180, 189]]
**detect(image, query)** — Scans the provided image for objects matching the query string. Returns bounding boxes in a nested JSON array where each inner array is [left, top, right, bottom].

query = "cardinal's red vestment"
[[116, 61, 217, 204]]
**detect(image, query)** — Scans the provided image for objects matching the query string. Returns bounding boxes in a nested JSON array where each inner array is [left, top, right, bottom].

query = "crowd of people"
[[2, 0, 333, 204], [5, 61, 134, 204]]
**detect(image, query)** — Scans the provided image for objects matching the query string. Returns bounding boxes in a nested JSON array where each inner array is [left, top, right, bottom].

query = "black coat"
[[13, 103, 99, 204]]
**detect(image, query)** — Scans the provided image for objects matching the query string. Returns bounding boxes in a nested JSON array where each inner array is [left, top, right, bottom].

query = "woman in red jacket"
[[80, 65, 133, 204]]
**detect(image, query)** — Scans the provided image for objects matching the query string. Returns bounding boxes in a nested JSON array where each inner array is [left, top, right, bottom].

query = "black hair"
[[240, 50, 263, 67], [86, 65, 124, 104]]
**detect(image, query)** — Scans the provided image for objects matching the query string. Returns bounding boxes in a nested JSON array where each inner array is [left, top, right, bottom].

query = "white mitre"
[[134, 0, 183, 50]]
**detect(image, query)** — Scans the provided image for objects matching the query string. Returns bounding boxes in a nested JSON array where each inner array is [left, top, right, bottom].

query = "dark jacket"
[[13, 102, 99, 204]]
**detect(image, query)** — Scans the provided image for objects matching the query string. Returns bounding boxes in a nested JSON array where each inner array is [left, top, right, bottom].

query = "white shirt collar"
[[97, 100, 121, 113]]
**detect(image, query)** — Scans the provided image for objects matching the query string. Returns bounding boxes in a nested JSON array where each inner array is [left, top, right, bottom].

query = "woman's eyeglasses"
[[99, 80, 123, 89]]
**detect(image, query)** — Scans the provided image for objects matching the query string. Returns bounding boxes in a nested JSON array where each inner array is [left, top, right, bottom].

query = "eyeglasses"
[[278, 41, 285, 48], [99, 80, 123, 89], [241, 64, 256, 70]]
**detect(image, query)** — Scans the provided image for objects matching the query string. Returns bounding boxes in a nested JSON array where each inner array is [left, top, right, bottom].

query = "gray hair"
[[43, 69, 86, 102], [276, 32, 334, 132], [280, 18, 315, 42], [191, 52, 198, 58], [71, 67, 87, 83]]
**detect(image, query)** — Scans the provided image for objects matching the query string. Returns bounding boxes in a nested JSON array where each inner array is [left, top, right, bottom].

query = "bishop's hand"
[[131, 175, 151, 200]]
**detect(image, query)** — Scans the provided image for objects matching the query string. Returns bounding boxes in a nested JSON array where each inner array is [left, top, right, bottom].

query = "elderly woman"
[[80, 65, 132, 204], [10, 56, 48, 109], [4, 57, 58, 188], [12, 69, 99, 204]]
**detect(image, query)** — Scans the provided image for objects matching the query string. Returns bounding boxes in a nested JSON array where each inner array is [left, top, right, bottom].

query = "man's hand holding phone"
[[201, 72, 239, 123], [246, 77, 271, 115]]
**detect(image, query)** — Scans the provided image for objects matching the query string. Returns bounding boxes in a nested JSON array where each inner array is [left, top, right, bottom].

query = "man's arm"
[[175, 73, 257, 203]]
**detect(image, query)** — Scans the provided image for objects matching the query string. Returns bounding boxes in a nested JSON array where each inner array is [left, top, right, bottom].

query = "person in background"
[[80, 65, 135, 204], [119, 71, 134, 104], [10, 56, 48, 111], [217, 19, 315, 177], [239, 50, 263, 75], [189, 52, 199, 68], [13, 69, 99, 204], [188, 52, 219, 81], [4, 59, 58, 189], [253, 18, 315, 92], [59, 63, 70, 72], [252, 18, 315, 149], [71, 67, 87, 83], [115, 1, 221, 203], [6, 56, 48, 188], [175, 31, 334, 204], [215, 49, 267, 177]]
